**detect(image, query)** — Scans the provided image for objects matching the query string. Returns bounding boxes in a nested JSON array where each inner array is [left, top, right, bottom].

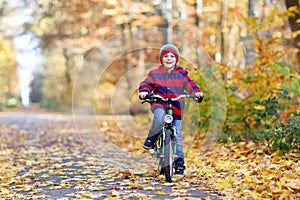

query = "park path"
[[0, 105, 218, 199]]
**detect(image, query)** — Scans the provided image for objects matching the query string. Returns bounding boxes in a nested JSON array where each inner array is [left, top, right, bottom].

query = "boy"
[[139, 44, 203, 175]]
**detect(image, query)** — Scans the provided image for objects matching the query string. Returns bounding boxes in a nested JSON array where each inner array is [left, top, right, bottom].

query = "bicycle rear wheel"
[[163, 129, 173, 182]]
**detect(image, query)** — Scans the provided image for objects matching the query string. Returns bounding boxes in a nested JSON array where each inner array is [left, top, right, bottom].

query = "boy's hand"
[[139, 92, 148, 100], [194, 92, 204, 103]]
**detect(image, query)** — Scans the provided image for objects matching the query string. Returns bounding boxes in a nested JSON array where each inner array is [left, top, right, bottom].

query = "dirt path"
[[0, 106, 219, 199]]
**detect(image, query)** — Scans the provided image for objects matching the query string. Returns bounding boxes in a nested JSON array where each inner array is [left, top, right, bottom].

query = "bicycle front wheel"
[[163, 129, 174, 182]]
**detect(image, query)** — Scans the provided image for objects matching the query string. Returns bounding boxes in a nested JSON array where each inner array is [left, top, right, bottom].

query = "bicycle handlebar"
[[141, 93, 203, 104]]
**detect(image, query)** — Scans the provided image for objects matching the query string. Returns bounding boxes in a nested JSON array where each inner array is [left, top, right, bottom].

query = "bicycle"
[[141, 93, 203, 182]]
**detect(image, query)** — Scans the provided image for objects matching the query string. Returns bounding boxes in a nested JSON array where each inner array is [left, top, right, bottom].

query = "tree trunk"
[[220, 0, 226, 64], [285, 0, 300, 65], [195, 0, 203, 26], [121, 23, 132, 93], [245, 0, 256, 66], [195, 0, 203, 68], [162, 0, 173, 44], [63, 49, 71, 85]]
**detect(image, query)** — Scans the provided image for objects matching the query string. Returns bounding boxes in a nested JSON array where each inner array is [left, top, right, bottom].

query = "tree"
[[285, 0, 300, 64], [0, 0, 19, 109]]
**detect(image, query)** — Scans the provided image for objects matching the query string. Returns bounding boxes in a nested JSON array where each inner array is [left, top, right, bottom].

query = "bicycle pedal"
[[150, 149, 155, 155]]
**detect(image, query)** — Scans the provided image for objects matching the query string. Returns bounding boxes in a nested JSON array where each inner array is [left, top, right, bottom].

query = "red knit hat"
[[159, 44, 180, 64]]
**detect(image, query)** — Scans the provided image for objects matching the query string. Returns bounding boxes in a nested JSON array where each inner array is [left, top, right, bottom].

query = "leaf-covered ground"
[[103, 118, 300, 199], [0, 109, 299, 199], [0, 109, 217, 199]]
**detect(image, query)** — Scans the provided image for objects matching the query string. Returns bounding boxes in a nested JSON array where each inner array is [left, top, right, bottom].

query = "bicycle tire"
[[163, 129, 173, 182]]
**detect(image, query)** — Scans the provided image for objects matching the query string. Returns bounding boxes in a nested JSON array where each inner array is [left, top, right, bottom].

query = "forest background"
[[0, 0, 299, 156]]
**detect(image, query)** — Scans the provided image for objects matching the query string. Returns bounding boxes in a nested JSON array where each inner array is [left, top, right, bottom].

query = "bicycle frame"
[[153, 102, 177, 181]]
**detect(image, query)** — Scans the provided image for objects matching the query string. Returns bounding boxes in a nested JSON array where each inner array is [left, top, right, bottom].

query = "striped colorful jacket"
[[139, 65, 201, 120]]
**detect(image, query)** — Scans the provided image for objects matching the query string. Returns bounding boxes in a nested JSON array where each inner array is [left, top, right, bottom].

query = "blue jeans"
[[148, 107, 184, 164]]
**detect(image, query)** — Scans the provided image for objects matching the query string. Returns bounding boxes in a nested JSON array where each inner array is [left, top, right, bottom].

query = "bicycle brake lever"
[[141, 99, 156, 104], [141, 100, 148, 104]]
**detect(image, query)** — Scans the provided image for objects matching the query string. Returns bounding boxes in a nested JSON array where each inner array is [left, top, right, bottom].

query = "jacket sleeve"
[[139, 71, 155, 93], [182, 70, 201, 94]]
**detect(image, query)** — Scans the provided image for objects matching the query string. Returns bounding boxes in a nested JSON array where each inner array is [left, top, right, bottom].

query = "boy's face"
[[162, 52, 176, 69]]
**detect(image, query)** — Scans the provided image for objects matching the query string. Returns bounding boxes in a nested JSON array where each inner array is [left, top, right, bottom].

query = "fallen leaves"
[[133, 135, 299, 199], [0, 112, 216, 199], [0, 111, 299, 199], [185, 141, 300, 199]]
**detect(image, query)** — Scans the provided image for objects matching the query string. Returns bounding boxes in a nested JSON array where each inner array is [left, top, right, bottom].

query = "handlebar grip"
[[139, 92, 153, 100], [188, 94, 204, 103], [196, 95, 204, 103], [140, 93, 154, 104], [145, 93, 154, 99]]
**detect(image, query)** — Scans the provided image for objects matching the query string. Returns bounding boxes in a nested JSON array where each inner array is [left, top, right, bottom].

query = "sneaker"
[[174, 169, 184, 176], [143, 139, 154, 149], [174, 166, 185, 176]]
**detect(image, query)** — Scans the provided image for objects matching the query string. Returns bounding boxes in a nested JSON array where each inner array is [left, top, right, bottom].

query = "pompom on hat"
[[159, 44, 180, 64]]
